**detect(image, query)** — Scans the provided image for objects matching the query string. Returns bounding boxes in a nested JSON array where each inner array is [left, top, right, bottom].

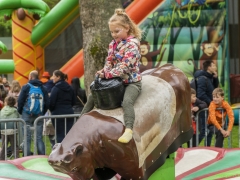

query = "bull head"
[[48, 143, 94, 180]]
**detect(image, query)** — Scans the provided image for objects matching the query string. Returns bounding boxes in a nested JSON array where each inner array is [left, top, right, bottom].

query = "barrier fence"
[[0, 118, 27, 160], [1, 107, 240, 159], [33, 114, 80, 155], [193, 107, 240, 148]]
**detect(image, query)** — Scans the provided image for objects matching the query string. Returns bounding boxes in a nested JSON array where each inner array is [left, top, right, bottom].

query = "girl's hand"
[[0, 100, 3, 105], [95, 70, 104, 78], [96, 70, 103, 75], [98, 73, 104, 78]]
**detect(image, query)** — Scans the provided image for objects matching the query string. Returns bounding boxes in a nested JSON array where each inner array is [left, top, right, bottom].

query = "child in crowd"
[[188, 88, 207, 147], [0, 96, 19, 160], [2, 77, 10, 92], [7, 80, 21, 107], [80, 8, 142, 143], [207, 88, 234, 147]]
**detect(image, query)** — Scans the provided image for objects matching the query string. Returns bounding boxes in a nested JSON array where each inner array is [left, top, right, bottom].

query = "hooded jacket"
[[0, 106, 19, 130], [194, 70, 219, 106], [17, 79, 50, 115], [49, 80, 75, 114]]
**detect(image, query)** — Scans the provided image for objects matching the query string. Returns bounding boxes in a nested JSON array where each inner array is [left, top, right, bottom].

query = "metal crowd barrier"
[[0, 118, 27, 160], [33, 114, 80, 155], [192, 107, 240, 148]]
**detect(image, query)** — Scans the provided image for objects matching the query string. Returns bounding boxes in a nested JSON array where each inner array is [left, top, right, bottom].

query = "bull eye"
[[71, 166, 78, 173], [63, 154, 73, 163]]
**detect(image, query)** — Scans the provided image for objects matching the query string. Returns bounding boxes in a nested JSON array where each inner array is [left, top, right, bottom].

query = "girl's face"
[[52, 73, 60, 83], [109, 22, 129, 42], [213, 93, 223, 106]]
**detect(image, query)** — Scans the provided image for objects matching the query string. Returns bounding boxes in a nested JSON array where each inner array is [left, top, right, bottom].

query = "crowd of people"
[[0, 70, 87, 159], [191, 60, 234, 148]]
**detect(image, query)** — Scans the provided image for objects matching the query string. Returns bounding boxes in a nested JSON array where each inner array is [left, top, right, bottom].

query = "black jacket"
[[194, 70, 219, 106], [49, 80, 75, 115], [17, 79, 50, 115], [74, 89, 87, 107], [193, 98, 208, 116], [43, 79, 54, 93]]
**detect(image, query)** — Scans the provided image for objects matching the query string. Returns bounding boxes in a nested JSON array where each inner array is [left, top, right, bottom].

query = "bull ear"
[[72, 143, 83, 156]]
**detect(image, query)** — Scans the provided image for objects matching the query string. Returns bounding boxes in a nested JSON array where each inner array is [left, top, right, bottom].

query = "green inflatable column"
[[0, 59, 15, 73]]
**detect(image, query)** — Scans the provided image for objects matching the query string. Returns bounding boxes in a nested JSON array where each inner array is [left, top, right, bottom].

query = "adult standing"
[[194, 60, 219, 146], [18, 70, 50, 156], [71, 77, 87, 114], [49, 70, 75, 143], [40, 71, 54, 94], [40, 71, 55, 148]]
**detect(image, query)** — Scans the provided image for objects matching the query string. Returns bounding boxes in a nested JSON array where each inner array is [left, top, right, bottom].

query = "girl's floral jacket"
[[103, 36, 142, 84]]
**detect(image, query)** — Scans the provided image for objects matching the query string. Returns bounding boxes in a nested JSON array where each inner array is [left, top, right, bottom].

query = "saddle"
[[90, 76, 125, 110]]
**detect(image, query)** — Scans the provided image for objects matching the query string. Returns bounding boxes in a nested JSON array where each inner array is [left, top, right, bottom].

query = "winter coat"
[[194, 70, 219, 106], [17, 79, 50, 115], [103, 37, 142, 84], [0, 106, 19, 131], [207, 100, 234, 131], [49, 80, 75, 115], [43, 79, 54, 93], [192, 98, 208, 117]]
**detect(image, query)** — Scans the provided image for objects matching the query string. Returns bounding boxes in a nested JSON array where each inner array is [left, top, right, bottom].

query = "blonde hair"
[[212, 87, 224, 97], [10, 80, 21, 94], [109, 8, 142, 40]]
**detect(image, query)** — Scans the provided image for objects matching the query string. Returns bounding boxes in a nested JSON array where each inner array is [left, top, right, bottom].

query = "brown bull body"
[[48, 64, 193, 180]]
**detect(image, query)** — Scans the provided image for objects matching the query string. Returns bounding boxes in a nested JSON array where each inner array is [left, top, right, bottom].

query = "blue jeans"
[[22, 111, 45, 155]]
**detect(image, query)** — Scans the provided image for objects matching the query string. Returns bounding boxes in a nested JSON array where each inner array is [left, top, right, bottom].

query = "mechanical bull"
[[48, 64, 193, 180]]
